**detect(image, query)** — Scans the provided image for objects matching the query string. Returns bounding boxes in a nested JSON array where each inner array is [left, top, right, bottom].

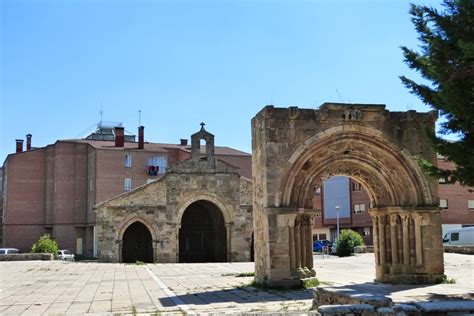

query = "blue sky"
[[1, 0, 440, 162]]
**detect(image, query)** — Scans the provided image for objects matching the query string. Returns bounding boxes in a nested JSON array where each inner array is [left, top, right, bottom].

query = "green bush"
[[31, 234, 58, 257], [335, 229, 364, 257]]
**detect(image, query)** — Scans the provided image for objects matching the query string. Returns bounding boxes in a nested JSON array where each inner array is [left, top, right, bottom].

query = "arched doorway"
[[252, 104, 444, 286], [122, 222, 153, 263], [179, 200, 227, 263]]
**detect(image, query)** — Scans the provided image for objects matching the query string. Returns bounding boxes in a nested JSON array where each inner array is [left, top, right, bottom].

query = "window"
[[352, 182, 362, 191], [439, 199, 448, 209], [353, 204, 366, 214], [436, 153, 445, 160], [318, 234, 327, 240], [451, 232, 459, 241], [363, 227, 371, 236], [468, 200, 474, 210], [124, 178, 132, 191], [439, 177, 447, 184], [125, 154, 132, 168], [148, 156, 168, 175], [315, 187, 321, 196]]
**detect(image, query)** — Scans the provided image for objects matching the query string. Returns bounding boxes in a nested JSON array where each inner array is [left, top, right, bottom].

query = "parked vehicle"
[[443, 227, 474, 246], [313, 240, 332, 252], [0, 248, 19, 254], [57, 249, 75, 261]]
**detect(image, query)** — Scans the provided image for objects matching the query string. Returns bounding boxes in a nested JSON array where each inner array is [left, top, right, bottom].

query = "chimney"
[[138, 126, 144, 149], [26, 134, 32, 151], [16, 139, 24, 153], [180, 139, 188, 146], [114, 126, 124, 147]]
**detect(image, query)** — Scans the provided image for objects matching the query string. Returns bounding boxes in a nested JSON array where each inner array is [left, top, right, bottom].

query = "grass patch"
[[135, 260, 145, 265], [440, 275, 456, 284], [221, 272, 236, 276], [236, 272, 255, 277], [248, 280, 300, 291], [236, 276, 319, 292], [303, 278, 320, 288], [131, 305, 137, 316]]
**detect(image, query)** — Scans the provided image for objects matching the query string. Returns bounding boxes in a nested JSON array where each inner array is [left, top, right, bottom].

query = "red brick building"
[[312, 156, 474, 245], [1, 124, 251, 255]]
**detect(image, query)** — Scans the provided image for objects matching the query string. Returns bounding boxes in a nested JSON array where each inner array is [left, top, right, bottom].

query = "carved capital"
[[389, 214, 399, 225]]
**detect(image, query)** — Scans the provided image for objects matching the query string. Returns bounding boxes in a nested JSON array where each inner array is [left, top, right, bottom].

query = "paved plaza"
[[0, 253, 472, 315]]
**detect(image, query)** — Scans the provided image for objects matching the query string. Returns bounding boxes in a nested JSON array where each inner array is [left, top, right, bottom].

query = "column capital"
[[389, 214, 399, 225]]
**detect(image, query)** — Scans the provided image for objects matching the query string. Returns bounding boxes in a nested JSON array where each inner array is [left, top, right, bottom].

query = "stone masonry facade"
[[95, 126, 253, 263], [252, 103, 445, 286]]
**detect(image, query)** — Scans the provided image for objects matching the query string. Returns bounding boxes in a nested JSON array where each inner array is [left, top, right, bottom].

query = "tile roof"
[[59, 139, 250, 156]]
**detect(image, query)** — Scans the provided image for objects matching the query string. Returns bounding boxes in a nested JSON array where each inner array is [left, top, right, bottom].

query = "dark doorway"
[[179, 200, 227, 263], [122, 221, 153, 263]]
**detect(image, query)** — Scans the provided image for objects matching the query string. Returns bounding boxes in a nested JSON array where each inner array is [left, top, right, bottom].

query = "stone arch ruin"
[[251, 103, 444, 286]]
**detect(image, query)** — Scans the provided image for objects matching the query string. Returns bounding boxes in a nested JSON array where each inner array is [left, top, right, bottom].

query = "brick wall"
[[3, 149, 47, 251], [438, 159, 474, 225]]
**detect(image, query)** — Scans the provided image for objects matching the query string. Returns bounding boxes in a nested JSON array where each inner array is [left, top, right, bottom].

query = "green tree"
[[400, 0, 474, 187], [31, 234, 58, 257], [335, 229, 364, 257]]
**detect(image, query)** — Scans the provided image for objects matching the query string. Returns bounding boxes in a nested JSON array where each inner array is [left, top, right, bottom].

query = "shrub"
[[31, 234, 59, 257], [335, 229, 364, 257]]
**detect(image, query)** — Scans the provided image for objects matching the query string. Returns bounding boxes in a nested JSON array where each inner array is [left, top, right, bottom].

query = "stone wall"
[[444, 245, 474, 255], [95, 157, 253, 263], [0, 253, 54, 261]]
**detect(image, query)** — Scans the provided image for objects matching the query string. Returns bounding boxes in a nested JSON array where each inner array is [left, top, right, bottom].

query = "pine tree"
[[400, 0, 474, 187]]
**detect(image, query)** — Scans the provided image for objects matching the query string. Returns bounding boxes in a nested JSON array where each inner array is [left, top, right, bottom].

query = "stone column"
[[300, 218, 306, 269], [371, 214, 379, 264], [288, 218, 296, 271], [401, 214, 410, 265], [294, 221, 301, 268], [377, 215, 386, 265], [389, 214, 399, 265], [305, 216, 313, 270], [413, 214, 423, 266]]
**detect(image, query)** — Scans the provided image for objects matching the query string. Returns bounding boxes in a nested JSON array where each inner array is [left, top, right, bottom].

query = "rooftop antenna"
[[138, 109, 142, 126], [99, 103, 104, 126], [336, 89, 344, 102]]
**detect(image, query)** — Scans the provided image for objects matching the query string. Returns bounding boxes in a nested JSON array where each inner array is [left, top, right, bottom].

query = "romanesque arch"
[[252, 104, 444, 286], [116, 216, 159, 263], [179, 200, 227, 262], [122, 222, 153, 263]]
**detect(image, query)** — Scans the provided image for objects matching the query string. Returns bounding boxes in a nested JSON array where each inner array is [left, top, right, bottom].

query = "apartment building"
[[1, 123, 251, 255], [312, 156, 474, 244]]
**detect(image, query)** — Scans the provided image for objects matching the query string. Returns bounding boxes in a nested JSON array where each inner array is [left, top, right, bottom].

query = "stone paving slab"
[[0, 253, 472, 315]]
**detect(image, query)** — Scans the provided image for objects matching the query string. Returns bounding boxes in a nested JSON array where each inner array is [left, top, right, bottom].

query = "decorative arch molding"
[[252, 105, 444, 286], [175, 192, 233, 225], [281, 125, 436, 209], [116, 215, 159, 242]]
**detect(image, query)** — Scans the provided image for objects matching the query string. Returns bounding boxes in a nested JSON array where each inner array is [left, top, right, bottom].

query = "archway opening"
[[312, 176, 373, 247], [179, 200, 227, 263], [122, 221, 153, 263], [281, 129, 443, 283]]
